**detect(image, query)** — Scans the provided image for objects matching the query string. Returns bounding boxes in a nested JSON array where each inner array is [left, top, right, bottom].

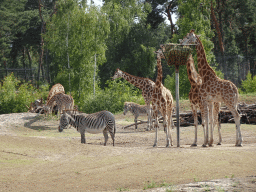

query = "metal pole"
[[93, 54, 96, 96], [175, 65, 180, 147], [67, 14, 71, 94]]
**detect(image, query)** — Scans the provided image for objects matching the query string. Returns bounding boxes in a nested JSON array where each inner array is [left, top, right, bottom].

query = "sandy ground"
[[0, 112, 256, 192]]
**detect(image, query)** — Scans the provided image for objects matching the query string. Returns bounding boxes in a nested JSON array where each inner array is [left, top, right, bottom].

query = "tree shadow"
[[23, 115, 58, 131]]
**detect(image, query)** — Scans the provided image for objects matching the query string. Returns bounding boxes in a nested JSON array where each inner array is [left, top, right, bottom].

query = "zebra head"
[[58, 113, 69, 132], [123, 102, 131, 115]]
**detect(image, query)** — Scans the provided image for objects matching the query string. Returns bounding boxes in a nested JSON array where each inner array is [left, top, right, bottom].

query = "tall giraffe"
[[47, 83, 65, 102], [152, 49, 174, 147], [180, 29, 242, 147], [112, 68, 155, 130], [186, 54, 222, 146]]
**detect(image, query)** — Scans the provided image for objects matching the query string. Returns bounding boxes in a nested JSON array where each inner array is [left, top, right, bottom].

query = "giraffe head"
[[112, 68, 123, 80], [179, 29, 201, 45], [154, 49, 165, 59]]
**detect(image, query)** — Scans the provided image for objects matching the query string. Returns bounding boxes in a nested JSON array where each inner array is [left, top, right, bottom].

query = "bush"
[[241, 72, 256, 93], [79, 79, 144, 114], [0, 73, 49, 114]]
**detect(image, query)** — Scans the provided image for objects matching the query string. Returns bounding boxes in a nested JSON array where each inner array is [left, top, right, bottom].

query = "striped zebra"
[[123, 102, 162, 130], [58, 110, 116, 146]]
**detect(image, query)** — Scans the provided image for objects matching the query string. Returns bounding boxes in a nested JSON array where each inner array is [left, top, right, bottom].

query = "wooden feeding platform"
[[161, 43, 195, 68], [159, 43, 196, 147]]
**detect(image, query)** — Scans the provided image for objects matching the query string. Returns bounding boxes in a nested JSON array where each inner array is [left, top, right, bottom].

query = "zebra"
[[58, 110, 116, 146], [123, 102, 162, 130]]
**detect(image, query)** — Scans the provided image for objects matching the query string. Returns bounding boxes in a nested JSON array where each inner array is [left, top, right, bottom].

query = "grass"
[[117, 187, 130, 191], [143, 180, 172, 190], [193, 177, 201, 182], [239, 93, 256, 104]]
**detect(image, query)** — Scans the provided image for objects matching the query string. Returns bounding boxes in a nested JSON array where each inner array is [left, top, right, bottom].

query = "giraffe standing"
[[180, 29, 242, 147], [47, 83, 65, 102], [112, 68, 155, 130], [152, 49, 174, 147], [186, 54, 222, 146]]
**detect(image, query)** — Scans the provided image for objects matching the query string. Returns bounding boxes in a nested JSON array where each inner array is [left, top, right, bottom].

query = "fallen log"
[[118, 102, 256, 129], [122, 120, 148, 129]]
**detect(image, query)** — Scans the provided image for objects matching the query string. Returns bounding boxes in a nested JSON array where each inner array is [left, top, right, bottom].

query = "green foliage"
[[162, 0, 216, 99], [0, 73, 48, 114], [80, 79, 144, 114], [99, 0, 172, 87], [44, 0, 110, 98], [241, 72, 256, 93]]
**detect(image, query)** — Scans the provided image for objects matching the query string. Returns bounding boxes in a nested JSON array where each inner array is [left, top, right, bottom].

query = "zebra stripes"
[[59, 110, 116, 146]]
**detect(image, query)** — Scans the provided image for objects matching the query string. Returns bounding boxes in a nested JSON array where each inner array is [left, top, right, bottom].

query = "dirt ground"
[[0, 112, 256, 192]]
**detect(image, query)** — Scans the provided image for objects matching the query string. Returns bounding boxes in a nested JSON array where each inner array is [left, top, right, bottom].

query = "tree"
[[44, 0, 110, 102], [99, 0, 172, 87], [164, 0, 216, 98]]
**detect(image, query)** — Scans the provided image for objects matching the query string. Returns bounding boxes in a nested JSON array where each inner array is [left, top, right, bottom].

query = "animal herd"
[[30, 30, 243, 148]]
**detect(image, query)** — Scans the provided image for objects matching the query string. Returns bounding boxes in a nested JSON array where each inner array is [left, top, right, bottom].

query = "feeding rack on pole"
[[160, 43, 196, 147]]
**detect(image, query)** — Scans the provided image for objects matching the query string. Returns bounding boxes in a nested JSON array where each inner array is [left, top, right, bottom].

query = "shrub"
[[0, 73, 49, 114], [241, 72, 256, 93], [79, 79, 144, 114]]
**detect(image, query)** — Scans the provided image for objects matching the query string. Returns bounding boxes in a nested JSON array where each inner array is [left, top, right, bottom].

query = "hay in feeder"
[[162, 44, 193, 66]]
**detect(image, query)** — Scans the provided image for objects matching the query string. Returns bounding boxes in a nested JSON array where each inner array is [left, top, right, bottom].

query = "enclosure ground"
[[0, 112, 256, 191]]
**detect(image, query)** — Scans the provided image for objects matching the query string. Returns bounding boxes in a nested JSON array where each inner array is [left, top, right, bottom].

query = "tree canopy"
[[0, 0, 255, 113]]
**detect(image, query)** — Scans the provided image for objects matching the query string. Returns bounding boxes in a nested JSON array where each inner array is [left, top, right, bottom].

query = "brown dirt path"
[[0, 112, 256, 191]]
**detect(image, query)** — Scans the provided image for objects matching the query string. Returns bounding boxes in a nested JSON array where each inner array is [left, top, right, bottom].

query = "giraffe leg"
[[153, 111, 158, 147], [147, 104, 152, 131], [103, 129, 109, 146], [208, 102, 214, 147], [167, 112, 173, 146], [215, 104, 222, 145], [163, 115, 170, 147], [202, 104, 208, 147], [217, 121, 222, 145], [227, 104, 242, 146], [191, 105, 198, 147]]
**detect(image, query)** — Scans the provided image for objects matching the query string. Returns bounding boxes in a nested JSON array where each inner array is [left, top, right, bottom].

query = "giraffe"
[[152, 49, 174, 147], [180, 29, 242, 147], [186, 54, 222, 146], [45, 92, 74, 117], [112, 68, 155, 130], [47, 83, 65, 102]]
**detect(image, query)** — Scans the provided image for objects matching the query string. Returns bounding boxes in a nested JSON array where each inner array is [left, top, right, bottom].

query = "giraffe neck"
[[186, 55, 201, 85], [119, 71, 142, 88], [156, 55, 163, 86], [46, 95, 55, 106], [196, 36, 217, 79]]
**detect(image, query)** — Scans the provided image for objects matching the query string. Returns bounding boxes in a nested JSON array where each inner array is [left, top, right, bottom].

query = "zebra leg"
[[134, 115, 138, 130], [109, 129, 115, 147], [81, 132, 86, 144], [103, 129, 109, 146]]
